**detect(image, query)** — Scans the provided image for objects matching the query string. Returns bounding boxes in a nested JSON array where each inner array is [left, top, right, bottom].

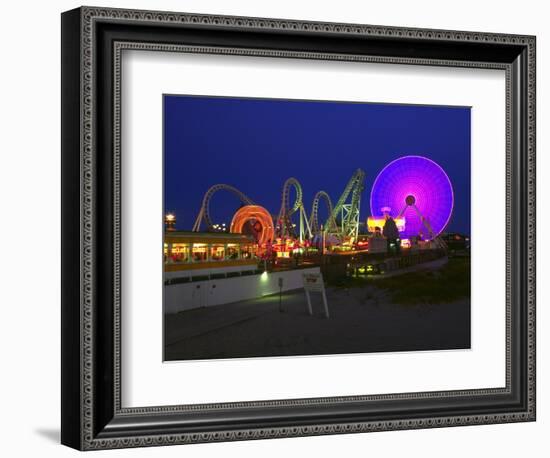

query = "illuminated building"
[[366, 216, 406, 233], [164, 230, 321, 313], [164, 231, 257, 273]]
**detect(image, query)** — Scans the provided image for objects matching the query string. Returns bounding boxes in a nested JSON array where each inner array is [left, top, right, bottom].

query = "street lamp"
[[165, 213, 176, 231]]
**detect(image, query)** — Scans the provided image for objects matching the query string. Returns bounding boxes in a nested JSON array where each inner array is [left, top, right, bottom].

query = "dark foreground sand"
[[164, 281, 470, 361]]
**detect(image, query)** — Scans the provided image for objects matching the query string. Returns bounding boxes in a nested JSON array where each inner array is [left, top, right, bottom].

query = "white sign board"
[[302, 272, 330, 318]]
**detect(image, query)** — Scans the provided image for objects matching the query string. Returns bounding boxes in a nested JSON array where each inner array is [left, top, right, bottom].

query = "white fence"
[[164, 266, 321, 314]]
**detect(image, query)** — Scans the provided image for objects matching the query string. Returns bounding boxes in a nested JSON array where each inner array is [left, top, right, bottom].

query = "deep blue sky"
[[164, 95, 471, 235]]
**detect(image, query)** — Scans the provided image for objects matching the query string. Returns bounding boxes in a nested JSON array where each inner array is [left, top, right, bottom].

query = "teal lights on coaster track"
[[192, 169, 366, 244]]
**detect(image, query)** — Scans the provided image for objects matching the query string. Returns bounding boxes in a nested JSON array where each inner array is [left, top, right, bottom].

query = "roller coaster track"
[[309, 191, 338, 234], [192, 171, 365, 242], [192, 184, 254, 232], [276, 177, 312, 241], [329, 168, 365, 240]]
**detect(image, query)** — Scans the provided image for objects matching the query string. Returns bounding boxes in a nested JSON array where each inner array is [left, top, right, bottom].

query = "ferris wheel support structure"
[[397, 195, 447, 249]]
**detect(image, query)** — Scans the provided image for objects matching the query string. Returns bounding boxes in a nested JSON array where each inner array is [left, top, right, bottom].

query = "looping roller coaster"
[[192, 170, 366, 246], [192, 184, 254, 232]]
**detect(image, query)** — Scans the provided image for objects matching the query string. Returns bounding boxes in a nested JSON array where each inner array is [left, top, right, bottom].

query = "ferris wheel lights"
[[370, 156, 454, 239]]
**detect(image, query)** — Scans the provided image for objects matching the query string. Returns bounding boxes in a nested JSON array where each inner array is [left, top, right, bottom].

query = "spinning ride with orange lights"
[[230, 205, 275, 250]]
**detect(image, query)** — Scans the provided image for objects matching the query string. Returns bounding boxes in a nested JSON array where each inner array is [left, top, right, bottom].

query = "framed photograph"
[[61, 6, 536, 450]]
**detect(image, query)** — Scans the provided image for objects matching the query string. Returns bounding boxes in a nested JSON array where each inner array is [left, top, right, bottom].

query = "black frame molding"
[[61, 6, 536, 450]]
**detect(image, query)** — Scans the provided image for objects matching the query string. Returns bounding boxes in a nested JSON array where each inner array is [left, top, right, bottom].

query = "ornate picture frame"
[[61, 6, 536, 450]]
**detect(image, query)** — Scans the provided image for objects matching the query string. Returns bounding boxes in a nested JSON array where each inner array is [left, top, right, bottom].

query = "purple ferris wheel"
[[370, 156, 454, 240]]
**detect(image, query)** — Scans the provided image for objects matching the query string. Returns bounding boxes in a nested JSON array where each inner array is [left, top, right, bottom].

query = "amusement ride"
[[369, 156, 453, 248], [190, 156, 454, 257]]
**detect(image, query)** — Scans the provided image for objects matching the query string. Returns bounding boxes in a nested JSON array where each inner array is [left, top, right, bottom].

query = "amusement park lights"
[[187, 159, 453, 251], [211, 223, 228, 232], [367, 216, 406, 233], [370, 156, 454, 240], [230, 205, 275, 250]]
